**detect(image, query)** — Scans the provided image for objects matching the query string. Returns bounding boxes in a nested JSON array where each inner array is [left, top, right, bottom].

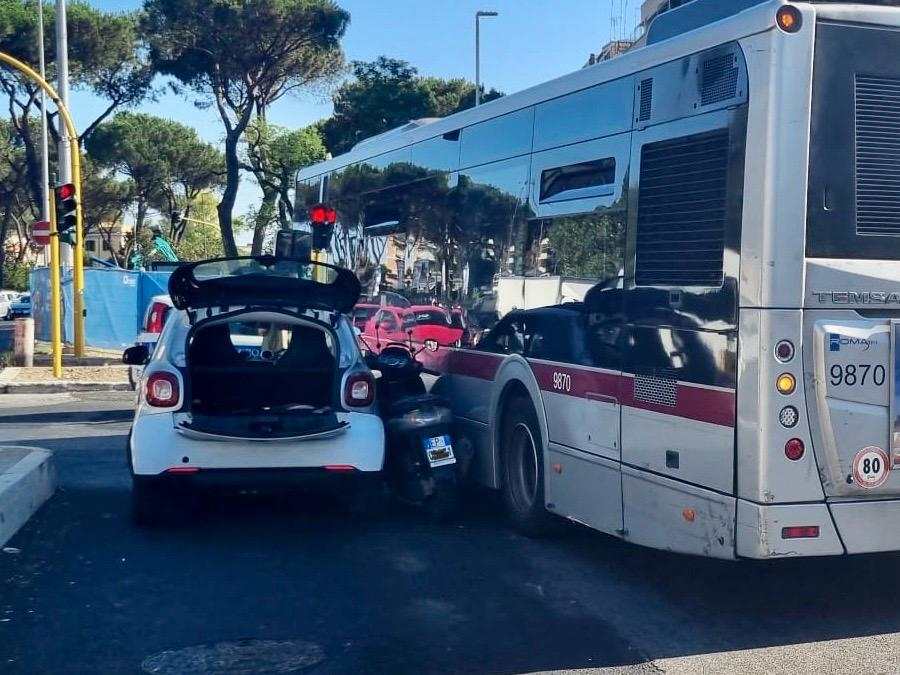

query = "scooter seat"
[[388, 393, 448, 416]]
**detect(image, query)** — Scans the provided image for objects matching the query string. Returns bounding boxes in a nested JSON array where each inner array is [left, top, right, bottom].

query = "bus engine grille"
[[855, 74, 900, 236], [634, 129, 729, 287]]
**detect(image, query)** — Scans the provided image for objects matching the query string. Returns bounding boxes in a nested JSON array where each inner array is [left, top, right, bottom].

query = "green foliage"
[[2, 256, 32, 291], [546, 214, 625, 279], [85, 111, 223, 237], [142, 0, 349, 256], [0, 1, 153, 135], [322, 57, 503, 154], [174, 192, 225, 261]]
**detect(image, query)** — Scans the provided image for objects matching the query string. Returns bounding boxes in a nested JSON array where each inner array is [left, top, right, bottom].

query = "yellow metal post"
[[48, 188, 62, 377], [0, 51, 85, 357]]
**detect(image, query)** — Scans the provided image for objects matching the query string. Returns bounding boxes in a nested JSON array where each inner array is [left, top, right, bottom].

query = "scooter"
[[366, 339, 461, 520]]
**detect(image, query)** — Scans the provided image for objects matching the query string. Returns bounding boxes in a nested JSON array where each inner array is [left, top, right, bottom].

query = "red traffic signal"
[[57, 182, 76, 200], [308, 203, 337, 226]]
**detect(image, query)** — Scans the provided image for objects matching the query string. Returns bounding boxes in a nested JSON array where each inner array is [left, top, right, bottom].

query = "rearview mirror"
[[122, 344, 150, 365], [423, 339, 439, 353]]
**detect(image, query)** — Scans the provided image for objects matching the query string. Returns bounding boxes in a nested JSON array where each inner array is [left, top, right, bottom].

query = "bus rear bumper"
[[735, 500, 844, 558], [829, 499, 900, 554]]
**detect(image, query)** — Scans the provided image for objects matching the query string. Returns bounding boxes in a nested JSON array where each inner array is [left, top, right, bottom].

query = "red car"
[[360, 304, 463, 372], [350, 303, 380, 331]]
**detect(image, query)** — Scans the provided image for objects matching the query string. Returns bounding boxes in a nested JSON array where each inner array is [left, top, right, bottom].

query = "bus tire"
[[500, 395, 554, 537]]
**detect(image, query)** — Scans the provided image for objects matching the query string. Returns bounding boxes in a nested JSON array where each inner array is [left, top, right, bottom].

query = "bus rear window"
[[807, 22, 900, 259]]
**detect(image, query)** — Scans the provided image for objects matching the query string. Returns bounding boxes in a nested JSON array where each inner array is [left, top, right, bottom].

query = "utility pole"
[[55, 0, 72, 268], [36, 0, 50, 266], [475, 11, 498, 106]]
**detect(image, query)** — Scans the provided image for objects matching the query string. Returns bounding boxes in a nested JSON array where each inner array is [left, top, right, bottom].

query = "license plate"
[[423, 435, 456, 467]]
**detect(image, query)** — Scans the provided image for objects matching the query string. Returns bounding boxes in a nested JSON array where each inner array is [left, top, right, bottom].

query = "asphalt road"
[[0, 391, 897, 675]]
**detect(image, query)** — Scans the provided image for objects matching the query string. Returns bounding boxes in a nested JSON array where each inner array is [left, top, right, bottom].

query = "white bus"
[[297, 0, 900, 558]]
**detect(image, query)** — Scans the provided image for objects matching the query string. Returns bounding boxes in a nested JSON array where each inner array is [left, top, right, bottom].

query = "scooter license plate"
[[423, 435, 456, 467]]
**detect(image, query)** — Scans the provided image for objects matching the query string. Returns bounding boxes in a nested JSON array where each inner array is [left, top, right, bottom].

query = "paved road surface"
[[0, 391, 897, 674]]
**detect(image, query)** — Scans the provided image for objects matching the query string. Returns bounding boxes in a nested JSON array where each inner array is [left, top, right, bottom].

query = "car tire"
[[500, 395, 555, 537]]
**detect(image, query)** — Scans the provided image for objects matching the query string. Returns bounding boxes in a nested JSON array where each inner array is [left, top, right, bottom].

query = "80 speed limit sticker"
[[851, 446, 890, 489]]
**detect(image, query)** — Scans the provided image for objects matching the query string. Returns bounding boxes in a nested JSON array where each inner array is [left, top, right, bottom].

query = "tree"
[[242, 119, 326, 254], [143, 0, 349, 256], [85, 111, 223, 241], [80, 158, 134, 266], [322, 57, 503, 155], [0, 1, 154, 213], [174, 191, 225, 261]]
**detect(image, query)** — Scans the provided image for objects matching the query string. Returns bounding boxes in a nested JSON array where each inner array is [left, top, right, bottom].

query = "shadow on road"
[[0, 409, 134, 425], [1, 429, 897, 674]]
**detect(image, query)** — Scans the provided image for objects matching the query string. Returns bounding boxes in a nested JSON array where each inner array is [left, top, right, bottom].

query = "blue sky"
[[70, 0, 638, 219]]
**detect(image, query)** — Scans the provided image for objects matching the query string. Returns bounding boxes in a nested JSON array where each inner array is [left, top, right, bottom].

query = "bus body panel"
[[621, 466, 735, 559], [546, 444, 623, 537], [829, 500, 900, 554], [737, 308, 825, 504], [735, 500, 844, 558]]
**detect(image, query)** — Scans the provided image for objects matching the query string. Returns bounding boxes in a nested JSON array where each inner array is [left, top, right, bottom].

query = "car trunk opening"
[[182, 312, 345, 439]]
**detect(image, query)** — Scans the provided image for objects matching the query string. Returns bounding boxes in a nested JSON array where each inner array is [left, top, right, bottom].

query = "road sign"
[[31, 220, 51, 246]]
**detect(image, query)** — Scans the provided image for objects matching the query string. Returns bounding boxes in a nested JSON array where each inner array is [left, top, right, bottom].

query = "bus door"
[[526, 301, 625, 537]]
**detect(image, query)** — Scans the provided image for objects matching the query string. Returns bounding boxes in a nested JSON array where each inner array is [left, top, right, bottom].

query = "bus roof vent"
[[855, 74, 900, 236], [638, 78, 653, 122], [635, 129, 729, 287], [700, 53, 738, 106]]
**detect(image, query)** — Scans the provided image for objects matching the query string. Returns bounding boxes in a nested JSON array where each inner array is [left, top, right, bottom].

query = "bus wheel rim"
[[512, 422, 539, 510]]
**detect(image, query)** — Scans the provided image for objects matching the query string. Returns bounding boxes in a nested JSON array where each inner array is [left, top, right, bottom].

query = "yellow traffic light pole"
[[0, 50, 86, 367]]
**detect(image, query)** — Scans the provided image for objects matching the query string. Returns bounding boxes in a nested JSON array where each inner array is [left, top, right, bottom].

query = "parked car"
[[8, 292, 31, 319], [127, 294, 174, 390], [0, 291, 18, 320], [350, 302, 379, 332], [123, 256, 384, 525], [359, 304, 464, 372]]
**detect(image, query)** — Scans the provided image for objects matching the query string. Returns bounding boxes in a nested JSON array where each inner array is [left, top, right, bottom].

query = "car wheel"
[[500, 395, 555, 537]]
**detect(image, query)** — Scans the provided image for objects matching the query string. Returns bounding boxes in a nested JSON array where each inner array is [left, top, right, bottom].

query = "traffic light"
[[309, 204, 336, 251], [55, 182, 78, 246]]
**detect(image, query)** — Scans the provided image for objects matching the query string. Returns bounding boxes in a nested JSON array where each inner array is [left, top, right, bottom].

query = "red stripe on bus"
[[448, 351, 736, 428], [448, 349, 502, 380]]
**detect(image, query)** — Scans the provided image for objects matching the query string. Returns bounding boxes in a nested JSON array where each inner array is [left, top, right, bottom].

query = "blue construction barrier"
[[30, 267, 172, 350]]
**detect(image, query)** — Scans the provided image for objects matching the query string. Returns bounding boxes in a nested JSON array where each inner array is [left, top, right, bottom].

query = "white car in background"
[[0, 290, 18, 320], [123, 256, 385, 525]]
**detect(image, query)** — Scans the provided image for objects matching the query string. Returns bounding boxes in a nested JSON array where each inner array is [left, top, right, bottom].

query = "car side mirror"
[[122, 344, 150, 365]]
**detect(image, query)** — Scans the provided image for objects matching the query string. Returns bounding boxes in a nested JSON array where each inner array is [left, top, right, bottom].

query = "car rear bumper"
[[135, 466, 382, 494], [130, 410, 385, 476]]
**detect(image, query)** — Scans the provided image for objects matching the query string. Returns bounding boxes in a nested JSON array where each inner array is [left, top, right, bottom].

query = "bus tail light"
[[776, 373, 796, 395], [782, 526, 819, 539], [774, 340, 794, 363], [784, 438, 805, 461], [776, 5, 802, 33], [344, 372, 375, 407], [146, 372, 180, 407]]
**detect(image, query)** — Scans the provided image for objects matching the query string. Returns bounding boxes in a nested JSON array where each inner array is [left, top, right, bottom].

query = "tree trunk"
[[250, 187, 277, 256], [217, 130, 241, 257], [135, 198, 148, 237]]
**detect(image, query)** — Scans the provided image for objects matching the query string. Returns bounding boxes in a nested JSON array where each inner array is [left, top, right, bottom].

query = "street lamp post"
[[475, 10, 498, 106]]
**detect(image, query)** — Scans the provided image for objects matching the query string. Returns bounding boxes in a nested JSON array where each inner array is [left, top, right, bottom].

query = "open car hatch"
[[168, 256, 361, 314]]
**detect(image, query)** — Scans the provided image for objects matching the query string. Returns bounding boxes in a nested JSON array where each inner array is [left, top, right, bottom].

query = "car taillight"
[[344, 372, 375, 407], [145, 372, 179, 407], [146, 301, 170, 334]]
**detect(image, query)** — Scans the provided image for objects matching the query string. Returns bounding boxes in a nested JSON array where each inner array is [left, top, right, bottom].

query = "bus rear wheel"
[[500, 395, 554, 537]]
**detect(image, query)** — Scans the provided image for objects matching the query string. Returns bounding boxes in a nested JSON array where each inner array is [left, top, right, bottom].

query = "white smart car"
[[123, 256, 384, 524]]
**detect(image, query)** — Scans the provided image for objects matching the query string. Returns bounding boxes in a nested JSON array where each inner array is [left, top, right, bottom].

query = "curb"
[[0, 382, 132, 394], [0, 447, 56, 547]]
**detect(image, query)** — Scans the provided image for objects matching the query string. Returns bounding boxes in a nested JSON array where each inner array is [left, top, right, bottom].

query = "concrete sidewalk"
[[0, 446, 55, 547], [0, 366, 131, 393]]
